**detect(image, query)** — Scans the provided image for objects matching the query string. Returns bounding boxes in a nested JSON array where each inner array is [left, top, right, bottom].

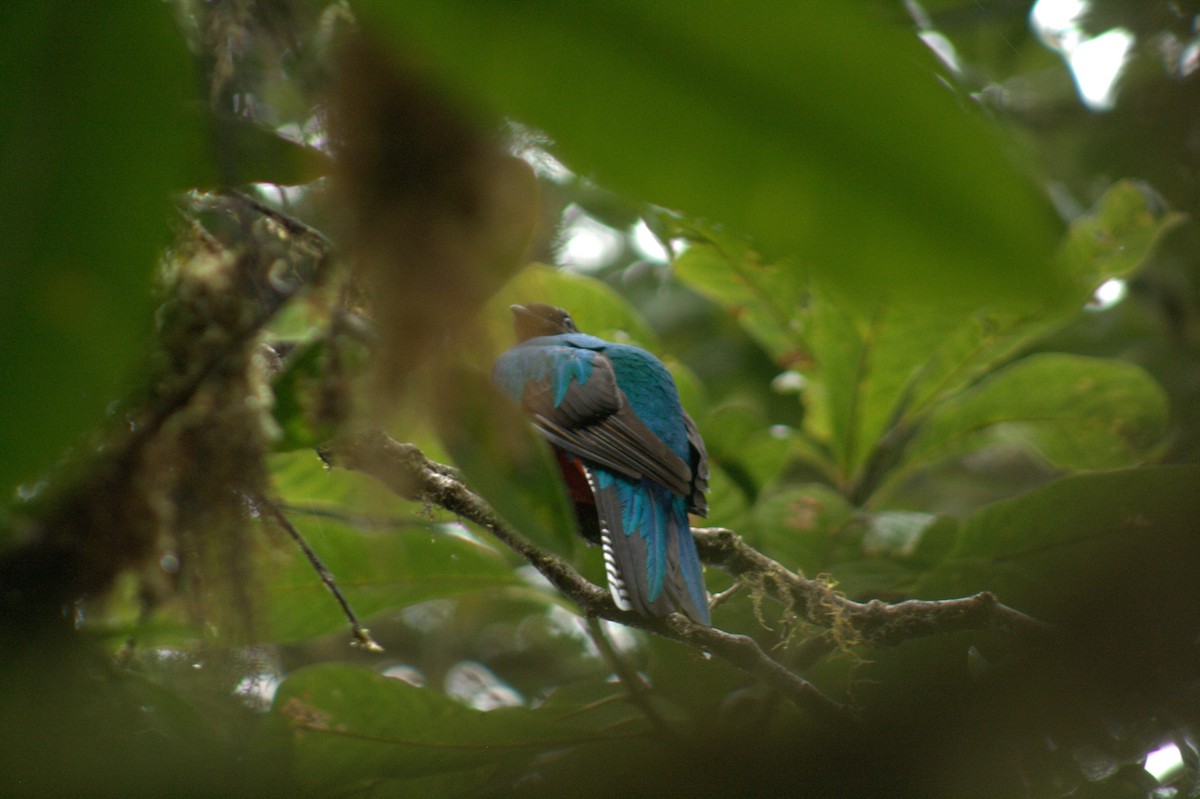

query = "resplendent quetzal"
[[492, 304, 710, 625]]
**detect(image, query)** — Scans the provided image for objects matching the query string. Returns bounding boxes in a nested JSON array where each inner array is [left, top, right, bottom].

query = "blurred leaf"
[[274, 664, 624, 789], [558, 178, 642, 231], [431, 367, 578, 557], [271, 450, 398, 513], [662, 356, 708, 426], [261, 513, 520, 643], [915, 465, 1200, 617], [901, 353, 1168, 477], [821, 558, 916, 599], [199, 114, 329, 188], [360, 0, 1065, 306], [704, 403, 790, 497], [1054, 180, 1186, 293], [0, 2, 200, 497], [699, 462, 751, 532], [536, 679, 649, 733]]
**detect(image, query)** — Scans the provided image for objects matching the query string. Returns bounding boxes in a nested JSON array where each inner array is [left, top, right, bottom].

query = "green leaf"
[[270, 339, 337, 452], [901, 353, 1168, 476], [261, 512, 520, 643], [271, 450, 399, 513], [750, 483, 855, 575], [0, 3, 200, 498], [1054, 180, 1187, 294], [678, 180, 1178, 487], [700, 462, 752, 532], [703, 403, 788, 496], [673, 244, 805, 365], [274, 664, 623, 789], [360, 0, 1065, 305], [915, 465, 1200, 619]]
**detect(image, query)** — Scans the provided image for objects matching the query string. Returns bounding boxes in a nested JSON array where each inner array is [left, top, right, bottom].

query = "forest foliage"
[[4, 2, 1200, 797]]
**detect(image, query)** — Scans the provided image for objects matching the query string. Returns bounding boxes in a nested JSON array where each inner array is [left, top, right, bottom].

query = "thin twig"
[[255, 493, 383, 653]]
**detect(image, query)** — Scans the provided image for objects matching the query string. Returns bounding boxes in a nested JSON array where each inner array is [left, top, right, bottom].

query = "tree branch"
[[321, 430, 1052, 720], [321, 429, 850, 722], [691, 527, 1052, 648]]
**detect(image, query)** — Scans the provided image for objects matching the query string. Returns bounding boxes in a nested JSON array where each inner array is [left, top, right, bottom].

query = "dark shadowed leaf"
[[273, 664, 632, 789], [916, 465, 1200, 619]]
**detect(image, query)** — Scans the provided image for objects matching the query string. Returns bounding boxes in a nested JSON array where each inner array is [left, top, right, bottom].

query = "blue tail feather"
[[593, 466, 709, 624]]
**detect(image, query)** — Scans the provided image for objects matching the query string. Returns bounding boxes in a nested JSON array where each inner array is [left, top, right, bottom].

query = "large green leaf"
[[750, 483, 855, 575], [273, 664, 630, 790], [898, 353, 1167, 479], [0, 3, 199, 498], [358, 0, 1064, 305], [677, 181, 1177, 488], [703, 403, 792, 497]]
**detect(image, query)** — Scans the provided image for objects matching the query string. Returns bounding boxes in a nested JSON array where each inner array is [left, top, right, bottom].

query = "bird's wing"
[[514, 347, 694, 499]]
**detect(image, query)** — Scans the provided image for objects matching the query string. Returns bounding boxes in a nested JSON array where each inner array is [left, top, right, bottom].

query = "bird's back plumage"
[[494, 309, 710, 624]]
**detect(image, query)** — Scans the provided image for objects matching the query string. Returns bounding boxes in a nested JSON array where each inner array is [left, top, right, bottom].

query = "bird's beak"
[[511, 304, 534, 319]]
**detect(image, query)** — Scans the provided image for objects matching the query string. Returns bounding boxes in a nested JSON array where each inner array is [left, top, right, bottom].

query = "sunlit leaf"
[[1054, 180, 1186, 294]]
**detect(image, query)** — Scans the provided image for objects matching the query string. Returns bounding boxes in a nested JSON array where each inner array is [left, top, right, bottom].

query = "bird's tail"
[[587, 467, 710, 625]]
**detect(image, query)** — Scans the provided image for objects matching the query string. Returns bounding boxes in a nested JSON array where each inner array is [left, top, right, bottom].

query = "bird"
[[492, 303, 710, 625]]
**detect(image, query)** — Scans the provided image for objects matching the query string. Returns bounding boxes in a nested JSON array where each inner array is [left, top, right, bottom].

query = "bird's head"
[[511, 303, 580, 341]]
